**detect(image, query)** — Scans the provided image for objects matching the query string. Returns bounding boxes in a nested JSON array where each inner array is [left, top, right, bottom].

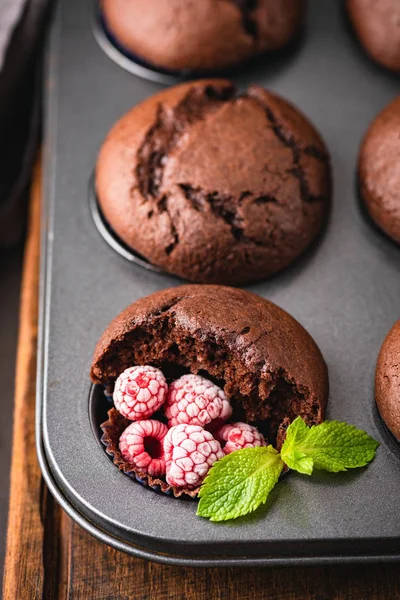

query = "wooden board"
[[3, 164, 400, 599]]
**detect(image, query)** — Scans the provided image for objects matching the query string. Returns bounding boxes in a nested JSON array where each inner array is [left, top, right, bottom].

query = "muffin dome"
[[101, 0, 306, 72], [347, 0, 400, 72], [375, 320, 400, 441], [96, 80, 331, 285], [359, 96, 400, 244]]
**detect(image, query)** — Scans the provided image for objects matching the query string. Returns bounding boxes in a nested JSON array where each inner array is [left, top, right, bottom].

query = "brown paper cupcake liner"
[[100, 408, 199, 498]]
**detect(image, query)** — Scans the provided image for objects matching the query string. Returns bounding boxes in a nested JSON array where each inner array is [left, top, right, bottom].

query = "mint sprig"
[[198, 418, 379, 522], [197, 446, 283, 522], [281, 417, 380, 475]]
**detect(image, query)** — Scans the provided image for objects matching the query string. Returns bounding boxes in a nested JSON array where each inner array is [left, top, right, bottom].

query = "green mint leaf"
[[279, 417, 313, 475], [197, 446, 284, 522], [281, 417, 379, 474]]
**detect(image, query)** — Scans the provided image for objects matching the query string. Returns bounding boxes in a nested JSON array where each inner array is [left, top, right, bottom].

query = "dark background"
[[0, 247, 23, 580]]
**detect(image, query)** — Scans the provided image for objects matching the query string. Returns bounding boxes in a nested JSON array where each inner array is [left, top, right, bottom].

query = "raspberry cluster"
[[109, 366, 267, 491]]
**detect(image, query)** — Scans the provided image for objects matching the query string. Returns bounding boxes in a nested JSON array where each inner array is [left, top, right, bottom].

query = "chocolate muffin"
[[375, 320, 400, 441], [91, 285, 329, 444], [100, 0, 306, 73], [346, 0, 400, 72], [96, 80, 331, 285], [358, 96, 400, 244]]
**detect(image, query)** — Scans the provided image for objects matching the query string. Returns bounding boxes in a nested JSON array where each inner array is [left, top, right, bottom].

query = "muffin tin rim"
[[37, 411, 400, 568]]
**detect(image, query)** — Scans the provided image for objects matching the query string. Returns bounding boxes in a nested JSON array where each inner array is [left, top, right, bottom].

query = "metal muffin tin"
[[38, 0, 400, 565]]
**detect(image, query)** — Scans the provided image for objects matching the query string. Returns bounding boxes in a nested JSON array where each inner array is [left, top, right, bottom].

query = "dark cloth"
[[0, 0, 50, 246]]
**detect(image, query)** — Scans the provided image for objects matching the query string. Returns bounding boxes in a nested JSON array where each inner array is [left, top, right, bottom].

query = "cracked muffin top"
[[91, 285, 329, 446], [100, 0, 306, 72], [96, 79, 331, 285]]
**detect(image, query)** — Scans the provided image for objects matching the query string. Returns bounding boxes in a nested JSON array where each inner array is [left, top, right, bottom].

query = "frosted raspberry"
[[214, 422, 267, 455], [113, 365, 167, 420], [164, 424, 224, 489], [119, 419, 168, 477], [165, 374, 232, 430]]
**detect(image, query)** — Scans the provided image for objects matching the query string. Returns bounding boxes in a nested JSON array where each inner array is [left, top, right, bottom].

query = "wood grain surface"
[[2, 165, 400, 599]]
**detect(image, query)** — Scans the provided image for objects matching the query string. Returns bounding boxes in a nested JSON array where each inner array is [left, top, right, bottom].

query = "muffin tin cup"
[[88, 178, 164, 273], [38, 0, 400, 565]]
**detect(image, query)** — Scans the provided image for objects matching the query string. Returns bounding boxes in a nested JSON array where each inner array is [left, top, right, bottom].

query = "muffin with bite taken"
[[91, 285, 329, 497]]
